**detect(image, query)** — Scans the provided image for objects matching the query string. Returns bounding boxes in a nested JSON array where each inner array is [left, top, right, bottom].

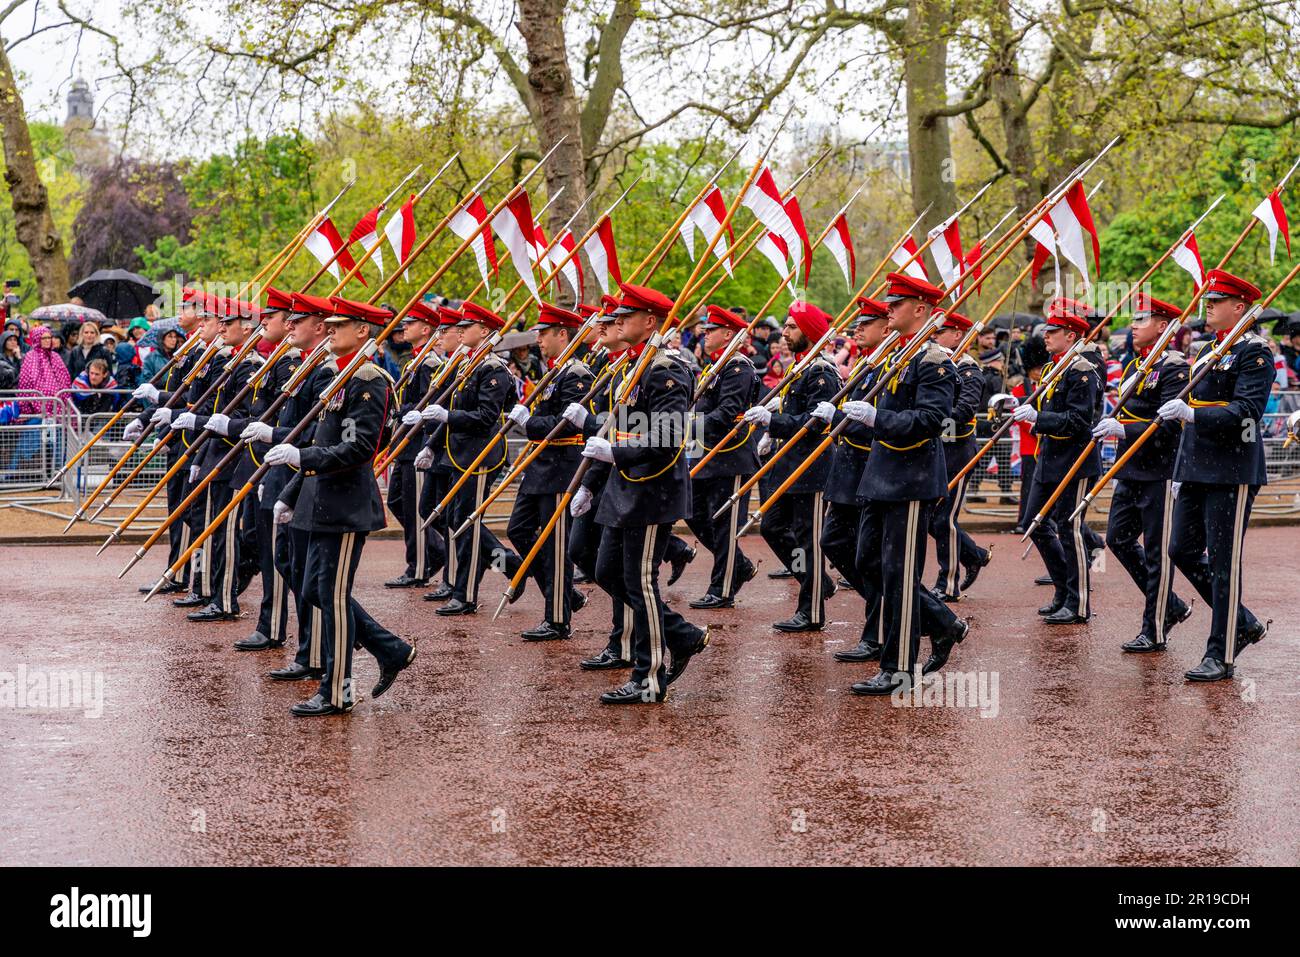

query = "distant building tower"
[[65, 77, 94, 128]]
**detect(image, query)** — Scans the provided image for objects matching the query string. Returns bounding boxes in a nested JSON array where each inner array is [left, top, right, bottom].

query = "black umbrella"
[[989, 312, 1038, 330], [68, 269, 160, 321]]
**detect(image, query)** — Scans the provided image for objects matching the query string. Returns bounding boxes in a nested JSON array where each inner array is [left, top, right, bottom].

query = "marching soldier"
[[385, 301, 446, 590], [851, 273, 969, 694], [742, 301, 841, 632], [581, 283, 709, 703], [811, 297, 887, 662], [1011, 298, 1102, 625], [266, 296, 416, 716], [418, 301, 521, 616], [685, 304, 760, 609], [418, 306, 464, 602], [180, 297, 264, 623], [504, 303, 594, 641], [929, 311, 991, 601], [1090, 294, 1193, 653], [1159, 269, 1271, 681]]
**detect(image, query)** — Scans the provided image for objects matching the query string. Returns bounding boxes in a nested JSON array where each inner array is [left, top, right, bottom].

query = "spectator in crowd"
[[141, 327, 182, 382], [113, 340, 142, 391], [510, 343, 545, 384], [71, 357, 120, 416], [17, 325, 70, 414], [1, 329, 22, 380], [65, 320, 111, 380], [128, 316, 150, 344], [4, 317, 24, 349], [667, 329, 701, 376], [749, 315, 779, 369], [762, 334, 791, 390]]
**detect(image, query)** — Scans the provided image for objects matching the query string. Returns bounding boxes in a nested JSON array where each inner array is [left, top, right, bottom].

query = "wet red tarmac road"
[[2, 528, 1297, 866]]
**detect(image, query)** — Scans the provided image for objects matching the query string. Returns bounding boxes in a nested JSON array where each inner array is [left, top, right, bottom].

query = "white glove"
[[265, 443, 301, 468], [764, 396, 781, 412], [1157, 399, 1194, 424], [987, 392, 1017, 412], [257, 483, 264, 502], [204, 413, 230, 436], [1286, 409, 1300, 432], [401, 409, 423, 427], [414, 447, 434, 470], [744, 405, 772, 427], [570, 486, 593, 517], [757, 433, 773, 456], [132, 382, 159, 404], [562, 402, 588, 429], [273, 500, 293, 525], [122, 419, 144, 442], [150, 407, 172, 427], [1171, 482, 1182, 499], [582, 436, 614, 463], [1011, 404, 1038, 424], [1091, 417, 1125, 441], [241, 421, 273, 444], [507, 404, 530, 429], [422, 404, 449, 424], [172, 411, 197, 431], [810, 401, 836, 423], [842, 400, 876, 426], [188, 464, 200, 483]]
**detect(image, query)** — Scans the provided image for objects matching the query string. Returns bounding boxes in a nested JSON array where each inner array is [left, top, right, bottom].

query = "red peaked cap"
[[327, 296, 393, 327], [460, 300, 506, 330], [593, 294, 623, 322], [616, 282, 674, 319], [263, 286, 294, 312], [882, 272, 944, 305], [701, 304, 746, 331], [1045, 297, 1091, 336], [1133, 294, 1182, 321], [576, 303, 602, 319], [789, 300, 832, 343], [438, 307, 464, 327], [216, 296, 261, 321], [289, 292, 337, 318], [1203, 268, 1261, 303], [855, 296, 888, 321], [941, 311, 973, 331], [404, 300, 441, 324], [537, 303, 583, 328]]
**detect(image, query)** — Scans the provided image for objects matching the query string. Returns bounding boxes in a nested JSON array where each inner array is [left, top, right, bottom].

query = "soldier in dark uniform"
[[929, 312, 991, 601], [811, 298, 887, 662], [419, 301, 521, 616], [504, 303, 594, 641], [582, 283, 709, 703], [385, 301, 446, 589], [418, 306, 464, 602], [267, 297, 416, 716], [1012, 299, 1102, 624], [1090, 294, 1193, 653], [970, 342, 1009, 499], [850, 273, 968, 694], [742, 301, 841, 632], [1160, 269, 1272, 681], [127, 290, 205, 596], [685, 304, 760, 609]]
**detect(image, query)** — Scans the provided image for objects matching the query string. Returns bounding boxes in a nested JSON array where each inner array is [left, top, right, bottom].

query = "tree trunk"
[[0, 41, 70, 304], [902, 0, 958, 233], [516, 0, 590, 247]]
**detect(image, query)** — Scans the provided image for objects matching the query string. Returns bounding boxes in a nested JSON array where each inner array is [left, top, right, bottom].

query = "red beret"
[[263, 286, 294, 312], [855, 296, 888, 320], [1203, 269, 1261, 303], [537, 303, 583, 328], [327, 296, 393, 327], [461, 300, 506, 330], [1045, 298, 1091, 336], [941, 311, 972, 332], [404, 301, 440, 324], [882, 272, 944, 306], [616, 282, 674, 319], [1133, 294, 1182, 321], [438, 307, 464, 327], [289, 292, 336, 318], [701, 304, 746, 332], [789, 300, 831, 343]]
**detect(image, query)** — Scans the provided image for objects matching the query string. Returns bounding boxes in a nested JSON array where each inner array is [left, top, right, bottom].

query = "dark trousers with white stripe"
[[856, 498, 944, 673], [1107, 478, 1187, 642], [760, 491, 829, 624], [418, 468, 454, 587], [930, 458, 987, 597], [686, 475, 753, 598], [507, 491, 573, 627], [206, 482, 240, 614], [449, 465, 518, 606], [389, 461, 444, 582], [254, 506, 288, 644], [278, 524, 320, 669], [569, 500, 630, 658], [1024, 474, 1092, 616], [164, 455, 191, 588], [595, 522, 703, 695], [302, 530, 412, 708], [1168, 482, 1260, 665], [185, 481, 211, 597], [822, 501, 866, 598]]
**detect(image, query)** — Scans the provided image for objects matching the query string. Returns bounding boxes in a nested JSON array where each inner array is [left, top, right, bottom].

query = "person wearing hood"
[[1, 329, 22, 380], [113, 340, 142, 391], [8, 326, 71, 473]]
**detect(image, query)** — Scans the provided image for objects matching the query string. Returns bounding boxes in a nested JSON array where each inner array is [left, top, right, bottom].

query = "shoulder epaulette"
[[920, 341, 951, 365], [565, 356, 594, 377], [353, 361, 394, 385], [1160, 349, 1188, 366], [1066, 353, 1095, 374], [281, 347, 302, 360], [956, 353, 980, 367], [1239, 333, 1270, 349]]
